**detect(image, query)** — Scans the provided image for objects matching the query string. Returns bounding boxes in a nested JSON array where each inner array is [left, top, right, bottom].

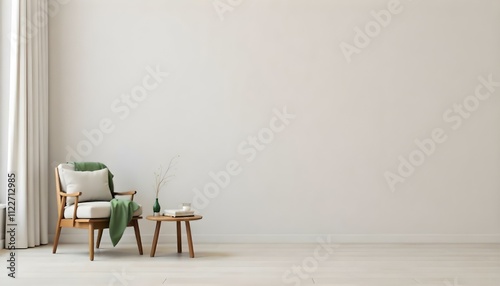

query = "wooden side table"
[[146, 215, 203, 258]]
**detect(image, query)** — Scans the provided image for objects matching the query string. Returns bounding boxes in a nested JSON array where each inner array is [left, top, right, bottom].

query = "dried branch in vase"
[[154, 155, 179, 198]]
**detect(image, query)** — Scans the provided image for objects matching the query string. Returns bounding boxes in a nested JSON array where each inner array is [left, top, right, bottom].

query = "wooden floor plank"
[[1, 243, 499, 285]]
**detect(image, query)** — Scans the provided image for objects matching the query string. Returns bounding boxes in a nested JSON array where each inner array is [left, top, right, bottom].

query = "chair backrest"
[[55, 163, 77, 211], [54, 166, 64, 211]]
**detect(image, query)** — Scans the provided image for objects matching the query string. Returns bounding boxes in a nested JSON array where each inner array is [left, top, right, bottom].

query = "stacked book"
[[163, 209, 195, 217]]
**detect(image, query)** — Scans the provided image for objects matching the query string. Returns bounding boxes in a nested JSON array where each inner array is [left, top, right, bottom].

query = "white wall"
[[48, 0, 500, 243]]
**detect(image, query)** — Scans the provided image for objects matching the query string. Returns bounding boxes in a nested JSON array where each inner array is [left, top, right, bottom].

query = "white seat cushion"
[[64, 201, 143, 219]]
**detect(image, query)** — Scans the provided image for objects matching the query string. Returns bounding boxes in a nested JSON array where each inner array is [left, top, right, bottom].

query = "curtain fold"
[[7, 0, 49, 248]]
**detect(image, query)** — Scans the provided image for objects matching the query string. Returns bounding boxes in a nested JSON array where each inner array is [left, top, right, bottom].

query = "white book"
[[163, 209, 195, 217]]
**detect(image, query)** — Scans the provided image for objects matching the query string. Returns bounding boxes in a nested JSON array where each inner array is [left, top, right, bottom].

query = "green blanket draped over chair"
[[110, 199, 140, 246], [71, 162, 138, 246]]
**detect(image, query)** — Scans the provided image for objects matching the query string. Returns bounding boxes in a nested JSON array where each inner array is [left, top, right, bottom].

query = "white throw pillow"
[[61, 168, 113, 206]]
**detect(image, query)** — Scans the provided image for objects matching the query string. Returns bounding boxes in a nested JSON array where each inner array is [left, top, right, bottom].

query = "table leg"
[[176, 221, 182, 253], [150, 221, 162, 257], [185, 221, 194, 258]]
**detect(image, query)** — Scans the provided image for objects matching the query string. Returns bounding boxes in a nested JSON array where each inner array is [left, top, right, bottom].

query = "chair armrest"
[[114, 190, 137, 196], [57, 192, 82, 226], [60, 192, 82, 197], [113, 190, 137, 201]]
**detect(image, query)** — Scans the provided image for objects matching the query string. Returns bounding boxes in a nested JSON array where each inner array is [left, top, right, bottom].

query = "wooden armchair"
[[52, 163, 143, 261]]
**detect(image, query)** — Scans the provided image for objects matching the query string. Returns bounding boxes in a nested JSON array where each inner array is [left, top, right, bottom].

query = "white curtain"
[[7, 0, 49, 248]]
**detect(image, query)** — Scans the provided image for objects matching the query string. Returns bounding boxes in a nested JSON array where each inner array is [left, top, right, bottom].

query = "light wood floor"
[[1, 243, 500, 285]]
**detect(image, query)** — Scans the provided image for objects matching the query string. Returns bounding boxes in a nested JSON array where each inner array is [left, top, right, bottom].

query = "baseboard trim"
[[49, 233, 500, 244]]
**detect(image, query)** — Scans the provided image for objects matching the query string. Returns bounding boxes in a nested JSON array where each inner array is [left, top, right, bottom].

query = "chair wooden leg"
[[89, 224, 95, 261], [52, 225, 62, 254], [132, 219, 143, 255], [96, 229, 103, 249]]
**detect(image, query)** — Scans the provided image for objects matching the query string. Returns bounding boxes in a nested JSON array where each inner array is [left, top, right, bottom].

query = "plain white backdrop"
[[3, 0, 500, 243]]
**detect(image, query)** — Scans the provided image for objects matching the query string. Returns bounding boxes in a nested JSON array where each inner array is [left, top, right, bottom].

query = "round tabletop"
[[146, 215, 203, 222]]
